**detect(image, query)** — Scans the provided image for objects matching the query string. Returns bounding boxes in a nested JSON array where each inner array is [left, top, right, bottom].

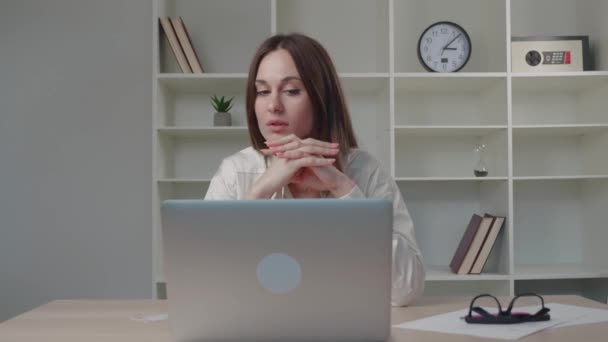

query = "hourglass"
[[474, 142, 488, 177]]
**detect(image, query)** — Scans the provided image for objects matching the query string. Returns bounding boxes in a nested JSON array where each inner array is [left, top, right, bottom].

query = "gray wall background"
[[0, 0, 153, 322]]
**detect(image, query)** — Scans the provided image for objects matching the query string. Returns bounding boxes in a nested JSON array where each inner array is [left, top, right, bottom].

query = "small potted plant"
[[211, 94, 234, 127]]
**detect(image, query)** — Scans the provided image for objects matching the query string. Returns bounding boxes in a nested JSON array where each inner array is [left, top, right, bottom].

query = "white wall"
[[0, 0, 153, 321]]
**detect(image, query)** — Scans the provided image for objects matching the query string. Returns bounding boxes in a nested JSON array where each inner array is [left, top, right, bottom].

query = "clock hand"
[[441, 47, 457, 55], [442, 33, 462, 51]]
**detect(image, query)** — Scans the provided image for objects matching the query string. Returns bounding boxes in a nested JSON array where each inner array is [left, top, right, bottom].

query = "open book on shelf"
[[449, 213, 505, 275], [159, 16, 204, 73]]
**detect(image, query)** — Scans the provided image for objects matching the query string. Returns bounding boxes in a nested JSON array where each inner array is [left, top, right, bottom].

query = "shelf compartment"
[[513, 179, 608, 269], [397, 181, 509, 275], [424, 280, 510, 297], [276, 0, 388, 73], [395, 76, 507, 126], [155, 74, 388, 128], [515, 278, 608, 304], [513, 127, 608, 177], [395, 129, 507, 178], [156, 77, 248, 127], [511, 0, 608, 71], [157, 0, 271, 73], [512, 74, 608, 125], [394, 0, 506, 73], [156, 134, 250, 179]]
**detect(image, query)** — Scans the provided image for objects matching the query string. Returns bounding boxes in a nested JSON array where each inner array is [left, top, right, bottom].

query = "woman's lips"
[[267, 120, 289, 132]]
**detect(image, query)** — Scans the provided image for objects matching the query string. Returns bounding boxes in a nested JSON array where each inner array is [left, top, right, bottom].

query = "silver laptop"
[[161, 199, 393, 342]]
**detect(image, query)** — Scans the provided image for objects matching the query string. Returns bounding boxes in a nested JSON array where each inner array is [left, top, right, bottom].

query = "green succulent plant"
[[210, 95, 234, 113]]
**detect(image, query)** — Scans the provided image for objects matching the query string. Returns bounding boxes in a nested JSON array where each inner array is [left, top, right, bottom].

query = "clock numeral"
[[433, 62, 438, 68], [442, 63, 447, 70], [459, 54, 464, 60], [452, 61, 457, 68], [423, 46, 428, 52], [440, 27, 448, 34], [432, 31, 438, 36], [426, 37, 432, 44], [426, 55, 431, 62]]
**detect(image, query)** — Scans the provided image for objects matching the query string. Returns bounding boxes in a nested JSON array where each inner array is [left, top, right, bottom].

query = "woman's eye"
[[256, 90, 270, 96], [285, 89, 301, 95]]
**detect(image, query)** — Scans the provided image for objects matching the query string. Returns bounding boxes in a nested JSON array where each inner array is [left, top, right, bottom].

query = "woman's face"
[[254, 49, 314, 141]]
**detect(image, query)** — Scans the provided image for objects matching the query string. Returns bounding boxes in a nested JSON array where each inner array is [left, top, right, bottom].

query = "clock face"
[[418, 21, 471, 72]]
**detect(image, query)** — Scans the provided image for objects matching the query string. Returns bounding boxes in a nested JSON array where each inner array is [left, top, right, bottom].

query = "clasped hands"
[[247, 134, 355, 199]]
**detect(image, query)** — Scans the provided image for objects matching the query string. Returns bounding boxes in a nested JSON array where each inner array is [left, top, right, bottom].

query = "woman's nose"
[[268, 92, 284, 113]]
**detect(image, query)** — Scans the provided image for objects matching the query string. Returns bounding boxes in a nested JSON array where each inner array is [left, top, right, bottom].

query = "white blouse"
[[204, 146, 426, 306]]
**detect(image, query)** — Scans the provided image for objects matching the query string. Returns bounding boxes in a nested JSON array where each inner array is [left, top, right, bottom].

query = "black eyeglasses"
[[465, 293, 551, 324]]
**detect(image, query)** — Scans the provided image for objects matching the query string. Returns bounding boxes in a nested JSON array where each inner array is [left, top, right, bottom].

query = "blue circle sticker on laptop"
[[256, 253, 302, 294]]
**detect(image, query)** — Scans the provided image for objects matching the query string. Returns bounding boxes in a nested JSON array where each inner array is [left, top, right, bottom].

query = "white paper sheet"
[[394, 303, 585, 340], [549, 303, 608, 328]]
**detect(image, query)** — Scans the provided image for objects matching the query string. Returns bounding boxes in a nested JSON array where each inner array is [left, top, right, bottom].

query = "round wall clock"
[[417, 21, 472, 72]]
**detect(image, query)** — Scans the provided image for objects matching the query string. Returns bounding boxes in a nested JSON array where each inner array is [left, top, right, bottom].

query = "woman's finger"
[[279, 146, 339, 158], [265, 134, 298, 147], [277, 150, 305, 159], [269, 140, 300, 152], [302, 137, 339, 149], [294, 156, 335, 168], [266, 134, 338, 149], [298, 145, 339, 156]]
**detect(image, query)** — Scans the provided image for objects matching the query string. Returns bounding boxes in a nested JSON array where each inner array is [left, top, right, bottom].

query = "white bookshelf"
[[153, 0, 608, 301]]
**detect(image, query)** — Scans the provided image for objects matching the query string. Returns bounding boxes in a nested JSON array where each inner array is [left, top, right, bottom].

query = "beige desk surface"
[[0, 295, 606, 342]]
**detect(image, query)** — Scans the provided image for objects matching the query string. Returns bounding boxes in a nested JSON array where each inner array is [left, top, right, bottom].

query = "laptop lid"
[[161, 199, 392, 342]]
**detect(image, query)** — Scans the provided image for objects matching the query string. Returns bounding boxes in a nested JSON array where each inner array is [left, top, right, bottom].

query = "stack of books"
[[449, 213, 506, 274], [159, 16, 204, 73]]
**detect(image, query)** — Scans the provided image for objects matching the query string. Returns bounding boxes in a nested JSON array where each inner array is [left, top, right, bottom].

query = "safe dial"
[[525, 50, 542, 66]]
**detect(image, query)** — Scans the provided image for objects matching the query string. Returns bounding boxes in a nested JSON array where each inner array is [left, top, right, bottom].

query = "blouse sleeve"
[[340, 161, 426, 306]]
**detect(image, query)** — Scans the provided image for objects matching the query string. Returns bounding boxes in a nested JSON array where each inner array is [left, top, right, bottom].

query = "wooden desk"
[[0, 295, 606, 341]]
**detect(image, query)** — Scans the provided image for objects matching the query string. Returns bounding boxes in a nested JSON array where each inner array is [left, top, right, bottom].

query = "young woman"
[[205, 33, 425, 306]]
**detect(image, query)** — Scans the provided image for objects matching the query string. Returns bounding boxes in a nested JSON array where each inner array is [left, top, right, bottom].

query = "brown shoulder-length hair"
[[245, 33, 358, 170]]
